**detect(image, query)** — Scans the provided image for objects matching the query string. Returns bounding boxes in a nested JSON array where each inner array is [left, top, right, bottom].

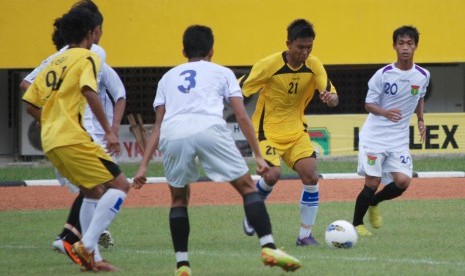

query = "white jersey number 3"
[[177, 70, 197, 93]]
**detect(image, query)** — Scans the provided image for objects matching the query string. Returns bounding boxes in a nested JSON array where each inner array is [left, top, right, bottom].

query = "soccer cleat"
[[95, 260, 121, 272], [261, 247, 302, 272], [368, 205, 382, 229], [175, 265, 192, 276], [242, 217, 256, 236], [355, 225, 373, 236], [99, 230, 114, 248], [72, 241, 96, 271], [296, 234, 320, 246], [52, 239, 82, 265]]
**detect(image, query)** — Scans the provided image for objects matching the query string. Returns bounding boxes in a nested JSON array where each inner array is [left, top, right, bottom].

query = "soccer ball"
[[325, 220, 358, 249]]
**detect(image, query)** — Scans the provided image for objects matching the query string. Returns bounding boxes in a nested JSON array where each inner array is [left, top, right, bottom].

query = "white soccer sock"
[[80, 198, 98, 236], [299, 227, 311, 239], [80, 198, 102, 261], [81, 189, 126, 252], [256, 178, 273, 200], [259, 234, 275, 247], [175, 252, 188, 263], [299, 184, 319, 238]]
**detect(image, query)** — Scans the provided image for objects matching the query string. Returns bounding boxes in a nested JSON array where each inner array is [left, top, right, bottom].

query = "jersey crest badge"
[[411, 85, 419, 95]]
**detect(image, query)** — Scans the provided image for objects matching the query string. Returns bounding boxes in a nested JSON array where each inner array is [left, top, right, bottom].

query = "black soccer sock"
[[371, 182, 406, 206], [60, 192, 83, 243], [243, 192, 275, 249], [353, 186, 376, 226], [169, 206, 190, 254], [68, 192, 83, 232]]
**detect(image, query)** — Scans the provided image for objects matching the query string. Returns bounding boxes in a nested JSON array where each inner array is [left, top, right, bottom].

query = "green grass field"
[[0, 156, 464, 275], [0, 200, 464, 275]]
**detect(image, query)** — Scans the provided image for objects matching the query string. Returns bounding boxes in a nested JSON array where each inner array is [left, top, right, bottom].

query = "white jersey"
[[154, 60, 243, 139], [84, 63, 126, 142], [24, 44, 106, 84], [359, 63, 430, 151]]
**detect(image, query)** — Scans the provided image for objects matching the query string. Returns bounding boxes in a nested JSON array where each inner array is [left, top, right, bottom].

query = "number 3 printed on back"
[[178, 70, 197, 93]]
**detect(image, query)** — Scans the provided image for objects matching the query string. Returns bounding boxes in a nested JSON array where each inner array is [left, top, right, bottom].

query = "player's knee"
[[301, 173, 319, 185], [109, 173, 131, 193], [264, 170, 280, 185], [393, 174, 411, 190], [395, 179, 410, 190]]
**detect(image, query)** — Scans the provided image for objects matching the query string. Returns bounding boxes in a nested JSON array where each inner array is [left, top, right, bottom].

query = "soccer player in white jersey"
[[352, 25, 430, 236], [133, 25, 302, 275]]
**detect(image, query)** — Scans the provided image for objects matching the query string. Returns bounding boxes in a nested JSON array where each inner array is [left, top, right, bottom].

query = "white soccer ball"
[[325, 220, 358, 249]]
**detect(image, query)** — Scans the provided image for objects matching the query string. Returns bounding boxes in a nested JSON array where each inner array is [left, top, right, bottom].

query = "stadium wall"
[[1, 0, 464, 160], [18, 113, 465, 161], [1, 0, 465, 68]]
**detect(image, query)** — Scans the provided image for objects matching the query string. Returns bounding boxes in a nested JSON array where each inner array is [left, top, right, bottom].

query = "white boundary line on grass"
[[2, 244, 463, 269], [112, 248, 465, 269], [19, 171, 465, 186]]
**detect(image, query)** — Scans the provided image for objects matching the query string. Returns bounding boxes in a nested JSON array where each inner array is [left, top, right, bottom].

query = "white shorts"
[[159, 124, 249, 188], [357, 146, 413, 184]]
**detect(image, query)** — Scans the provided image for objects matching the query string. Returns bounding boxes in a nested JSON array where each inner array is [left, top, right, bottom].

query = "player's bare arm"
[[111, 98, 126, 139], [20, 80, 31, 93], [25, 104, 42, 123], [133, 105, 165, 189], [365, 102, 402, 122], [415, 98, 426, 142], [229, 97, 270, 176], [83, 87, 121, 155]]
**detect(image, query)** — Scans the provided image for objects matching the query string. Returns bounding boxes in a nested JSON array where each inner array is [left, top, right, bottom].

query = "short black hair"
[[59, 8, 99, 45], [183, 25, 214, 59], [51, 18, 66, 50], [393, 25, 419, 45], [71, 0, 103, 25], [287, 19, 315, 42]]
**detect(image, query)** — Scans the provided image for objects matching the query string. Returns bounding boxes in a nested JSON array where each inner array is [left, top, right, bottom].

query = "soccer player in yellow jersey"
[[22, 8, 129, 272], [240, 19, 338, 246]]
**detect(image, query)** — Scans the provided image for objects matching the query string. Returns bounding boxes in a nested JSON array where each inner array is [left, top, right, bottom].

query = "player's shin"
[[81, 189, 126, 251], [243, 192, 276, 249], [353, 185, 375, 226], [299, 184, 319, 237], [170, 207, 190, 268]]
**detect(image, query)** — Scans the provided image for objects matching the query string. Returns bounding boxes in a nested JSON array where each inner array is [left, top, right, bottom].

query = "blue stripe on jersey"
[[415, 65, 428, 77], [382, 64, 394, 73]]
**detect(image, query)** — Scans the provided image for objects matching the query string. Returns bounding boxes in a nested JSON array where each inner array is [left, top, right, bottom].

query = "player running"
[[352, 25, 429, 236], [133, 25, 302, 275], [239, 19, 338, 246]]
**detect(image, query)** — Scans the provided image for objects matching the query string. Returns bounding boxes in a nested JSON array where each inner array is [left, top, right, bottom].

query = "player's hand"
[[132, 167, 147, 189], [105, 132, 121, 156], [418, 120, 426, 142], [255, 157, 270, 176], [385, 108, 402, 122], [319, 91, 338, 107]]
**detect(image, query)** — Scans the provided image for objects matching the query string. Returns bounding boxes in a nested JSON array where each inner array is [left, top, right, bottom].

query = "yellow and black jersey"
[[22, 48, 100, 153], [240, 51, 337, 143]]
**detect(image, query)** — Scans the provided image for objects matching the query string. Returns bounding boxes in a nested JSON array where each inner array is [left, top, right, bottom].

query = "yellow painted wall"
[[1, 0, 465, 68]]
